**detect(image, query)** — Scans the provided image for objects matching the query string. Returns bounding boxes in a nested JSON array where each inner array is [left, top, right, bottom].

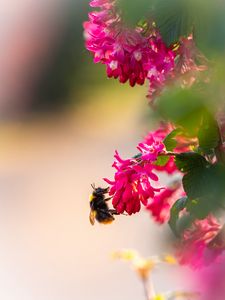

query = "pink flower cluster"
[[104, 124, 196, 220], [176, 215, 222, 268], [104, 125, 183, 216], [104, 120, 199, 221], [174, 34, 208, 88], [104, 135, 165, 215], [84, 0, 175, 98], [144, 126, 178, 175]]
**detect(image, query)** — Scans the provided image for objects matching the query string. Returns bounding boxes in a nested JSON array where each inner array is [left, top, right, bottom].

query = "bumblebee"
[[89, 185, 118, 225]]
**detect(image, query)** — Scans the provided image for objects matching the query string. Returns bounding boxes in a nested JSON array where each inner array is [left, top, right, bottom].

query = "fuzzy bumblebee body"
[[89, 186, 117, 225]]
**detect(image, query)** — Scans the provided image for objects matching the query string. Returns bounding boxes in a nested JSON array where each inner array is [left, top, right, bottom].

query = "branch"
[[215, 117, 225, 164], [158, 151, 179, 157]]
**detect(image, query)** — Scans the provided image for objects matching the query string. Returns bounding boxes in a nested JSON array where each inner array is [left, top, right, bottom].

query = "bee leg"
[[108, 209, 120, 215], [102, 187, 110, 194], [104, 197, 112, 202], [108, 209, 128, 216]]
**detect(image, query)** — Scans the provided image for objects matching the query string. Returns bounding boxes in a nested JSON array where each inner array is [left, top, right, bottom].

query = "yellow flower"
[[112, 250, 177, 280], [133, 257, 155, 280], [162, 254, 177, 265], [111, 249, 156, 280], [153, 294, 166, 300], [111, 249, 138, 261]]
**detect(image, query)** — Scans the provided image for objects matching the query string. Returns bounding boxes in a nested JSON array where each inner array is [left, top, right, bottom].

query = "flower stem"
[[142, 277, 156, 300], [215, 131, 225, 165], [148, 277, 156, 299], [159, 151, 178, 157], [213, 117, 225, 164], [142, 279, 150, 300]]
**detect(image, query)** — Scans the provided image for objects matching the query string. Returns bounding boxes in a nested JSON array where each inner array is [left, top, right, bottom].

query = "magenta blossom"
[[142, 125, 195, 174], [145, 36, 175, 100], [176, 215, 221, 268], [89, 0, 114, 8], [142, 126, 178, 174], [102, 125, 195, 216], [84, 0, 175, 91], [103, 125, 184, 215], [137, 140, 164, 162], [104, 150, 161, 215], [174, 34, 208, 87]]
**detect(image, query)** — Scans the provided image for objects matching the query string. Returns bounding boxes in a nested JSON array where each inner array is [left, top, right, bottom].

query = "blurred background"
[[0, 0, 192, 299]]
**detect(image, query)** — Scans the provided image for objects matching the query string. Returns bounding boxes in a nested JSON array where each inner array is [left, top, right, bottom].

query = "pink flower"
[[90, 0, 114, 8], [144, 125, 172, 144], [104, 151, 161, 215], [176, 215, 221, 268], [174, 34, 208, 88], [142, 125, 178, 174], [137, 140, 164, 162], [103, 124, 195, 216], [145, 36, 175, 100], [146, 184, 184, 224], [84, 0, 175, 92], [142, 125, 196, 174], [196, 254, 225, 300]]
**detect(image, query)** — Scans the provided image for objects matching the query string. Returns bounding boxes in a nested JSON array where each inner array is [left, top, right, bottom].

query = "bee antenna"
[[91, 183, 96, 190]]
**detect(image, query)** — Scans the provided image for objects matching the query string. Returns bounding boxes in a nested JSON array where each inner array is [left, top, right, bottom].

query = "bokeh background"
[[0, 1, 192, 299]]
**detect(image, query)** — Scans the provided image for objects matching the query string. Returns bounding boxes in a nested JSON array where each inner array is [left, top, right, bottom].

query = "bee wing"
[[89, 210, 96, 225]]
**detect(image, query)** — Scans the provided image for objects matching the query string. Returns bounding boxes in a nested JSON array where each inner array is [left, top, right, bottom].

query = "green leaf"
[[168, 197, 188, 236], [152, 0, 193, 46], [194, 0, 225, 55], [117, 0, 152, 25], [154, 155, 169, 167], [186, 198, 213, 219], [183, 164, 225, 218], [183, 164, 224, 199], [117, 0, 225, 54], [158, 87, 206, 136], [175, 152, 208, 173], [198, 112, 220, 153], [175, 153, 225, 219], [163, 128, 182, 151], [152, 0, 225, 53], [154, 128, 182, 166]]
